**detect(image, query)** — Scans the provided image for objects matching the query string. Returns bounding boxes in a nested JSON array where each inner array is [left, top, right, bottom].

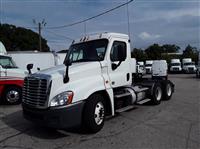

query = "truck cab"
[[22, 33, 174, 133], [0, 42, 27, 104], [182, 58, 196, 73], [169, 59, 182, 73], [145, 60, 153, 74]]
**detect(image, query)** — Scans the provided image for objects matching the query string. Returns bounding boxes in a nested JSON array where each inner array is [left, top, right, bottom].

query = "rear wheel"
[[3, 87, 22, 105], [83, 94, 105, 133], [150, 83, 162, 105], [163, 81, 173, 100]]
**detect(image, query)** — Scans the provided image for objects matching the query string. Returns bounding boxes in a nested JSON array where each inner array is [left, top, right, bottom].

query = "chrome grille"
[[173, 68, 179, 71], [23, 76, 49, 108], [188, 67, 194, 71]]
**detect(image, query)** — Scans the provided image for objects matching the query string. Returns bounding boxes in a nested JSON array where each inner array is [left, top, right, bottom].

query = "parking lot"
[[0, 74, 199, 149]]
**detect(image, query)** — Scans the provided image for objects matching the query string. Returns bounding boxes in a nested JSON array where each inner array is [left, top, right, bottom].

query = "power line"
[[45, 30, 74, 41], [45, 0, 134, 29]]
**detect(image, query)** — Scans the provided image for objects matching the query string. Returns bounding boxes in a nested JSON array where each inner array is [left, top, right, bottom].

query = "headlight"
[[50, 91, 73, 107]]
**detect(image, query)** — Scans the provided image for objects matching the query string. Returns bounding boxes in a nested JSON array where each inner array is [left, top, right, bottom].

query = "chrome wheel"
[[155, 87, 162, 101], [94, 102, 104, 125], [166, 84, 172, 97], [6, 90, 20, 103]]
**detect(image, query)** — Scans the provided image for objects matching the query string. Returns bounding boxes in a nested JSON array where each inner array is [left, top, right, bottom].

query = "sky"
[[0, 0, 199, 52]]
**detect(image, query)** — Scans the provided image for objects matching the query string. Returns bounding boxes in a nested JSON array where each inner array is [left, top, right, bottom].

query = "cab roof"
[[73, 32, 129, 44]]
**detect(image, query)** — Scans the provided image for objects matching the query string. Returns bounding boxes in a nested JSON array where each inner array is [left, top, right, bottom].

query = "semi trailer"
[[0, 42, 27, 104], [22, 33, 175, 133]]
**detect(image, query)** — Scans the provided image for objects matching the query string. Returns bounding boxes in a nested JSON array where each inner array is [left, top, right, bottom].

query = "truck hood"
[[4, 68, 27, 78], [36, 62, 102, 80]]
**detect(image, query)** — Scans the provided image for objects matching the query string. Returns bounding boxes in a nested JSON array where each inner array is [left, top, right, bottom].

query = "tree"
[[0, 23, 50, 52], [162, 44, 180, 53], [145, 44, 164, 60], [182, 44, 199, 64], [131, 48, 147, 61]]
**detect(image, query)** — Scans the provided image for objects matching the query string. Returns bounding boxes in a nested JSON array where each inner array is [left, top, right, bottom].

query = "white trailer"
[[169, 59, 182, 73], [182, 58, 196, 73], [8, 52, 66, 72], [22, 33, 175, 133]]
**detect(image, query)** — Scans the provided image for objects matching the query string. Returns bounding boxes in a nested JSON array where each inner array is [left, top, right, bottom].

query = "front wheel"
[[83, 94, 105, 133], [3, 87, 22, 105]]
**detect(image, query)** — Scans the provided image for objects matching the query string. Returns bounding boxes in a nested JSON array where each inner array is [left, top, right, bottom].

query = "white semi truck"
[[182, 58, 196, 73], [136, 61, 146, 78], [196, 53, 200, 78], [145, 60, 153, 74], [0, 42, 27, 104], [169, 59, 182, 73], [22, 33, 174, 133]]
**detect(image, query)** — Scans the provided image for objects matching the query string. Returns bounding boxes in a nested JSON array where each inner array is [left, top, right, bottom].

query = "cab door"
[[107, 40, 131, 88]]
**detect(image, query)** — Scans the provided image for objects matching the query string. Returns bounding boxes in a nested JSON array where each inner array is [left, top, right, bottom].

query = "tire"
[[150, 83, 162, 105], [163, 81, 173, 100], [83, 94, 105, 133], [3, 87, 22, 105]]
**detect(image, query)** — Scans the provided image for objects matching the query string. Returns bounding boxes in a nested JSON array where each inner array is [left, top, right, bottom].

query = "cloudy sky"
[[0, 0, 199, 51]]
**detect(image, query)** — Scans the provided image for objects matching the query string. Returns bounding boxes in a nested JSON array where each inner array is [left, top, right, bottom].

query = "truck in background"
[[169, 59, 182, 73], [0, 42, 27, 104], [136, 61, 146, 78], [196, 53, 200, 78], [182, 58, 196, 73], [145, 60, 153, 74], [22, 33, 174, 133]]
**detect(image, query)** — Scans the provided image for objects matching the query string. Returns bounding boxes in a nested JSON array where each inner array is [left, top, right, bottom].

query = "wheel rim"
[[166, 84, 172, 97], [155, 87, 162, 101], [94, 102, 104, 125], [6, 90, 20, 103]]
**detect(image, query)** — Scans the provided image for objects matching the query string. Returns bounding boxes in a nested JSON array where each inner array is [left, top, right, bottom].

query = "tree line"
[[0, 24, 50, 52], [131, 44, 199, 64]]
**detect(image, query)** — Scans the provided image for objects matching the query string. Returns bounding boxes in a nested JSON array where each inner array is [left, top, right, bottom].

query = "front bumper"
[[22, 101, 85, 129]]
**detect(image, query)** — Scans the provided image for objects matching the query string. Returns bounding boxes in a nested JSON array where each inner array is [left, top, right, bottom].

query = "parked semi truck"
[[145, 60, 153, 74], [136, 61, 146, 78], [196, 53, 200, 78], [169, 59, 182, 73], [0, 42, 27, 104], [22, 33, 175, 133], [182, 58, 196, 73]]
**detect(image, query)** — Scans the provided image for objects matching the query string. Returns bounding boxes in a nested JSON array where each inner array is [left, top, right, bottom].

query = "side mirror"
[[0, 65, 2, 70], [64, 59, 72, 66], [27, 63, 33, 74], [111, 63, 118, 70]]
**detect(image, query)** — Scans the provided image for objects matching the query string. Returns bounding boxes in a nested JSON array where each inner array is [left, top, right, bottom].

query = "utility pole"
[[33, 19, 46, 52]]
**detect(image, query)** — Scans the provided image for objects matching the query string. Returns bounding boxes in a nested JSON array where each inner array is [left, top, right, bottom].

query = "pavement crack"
[[185, 122, 193, 149]]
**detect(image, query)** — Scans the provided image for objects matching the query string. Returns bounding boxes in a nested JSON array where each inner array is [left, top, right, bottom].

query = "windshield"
[[184, 62, 194, 66], [145, 64, 152, 67], [66, 39, 108, 63], [0, 56, 18, 69], [171, 63, 180, 66]]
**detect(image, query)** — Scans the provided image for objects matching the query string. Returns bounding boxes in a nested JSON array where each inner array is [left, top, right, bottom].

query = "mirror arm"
[[63, 65, 69, 83]]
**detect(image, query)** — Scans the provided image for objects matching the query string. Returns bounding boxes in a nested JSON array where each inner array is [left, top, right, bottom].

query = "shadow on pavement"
[[1, 110, 76, 139]]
